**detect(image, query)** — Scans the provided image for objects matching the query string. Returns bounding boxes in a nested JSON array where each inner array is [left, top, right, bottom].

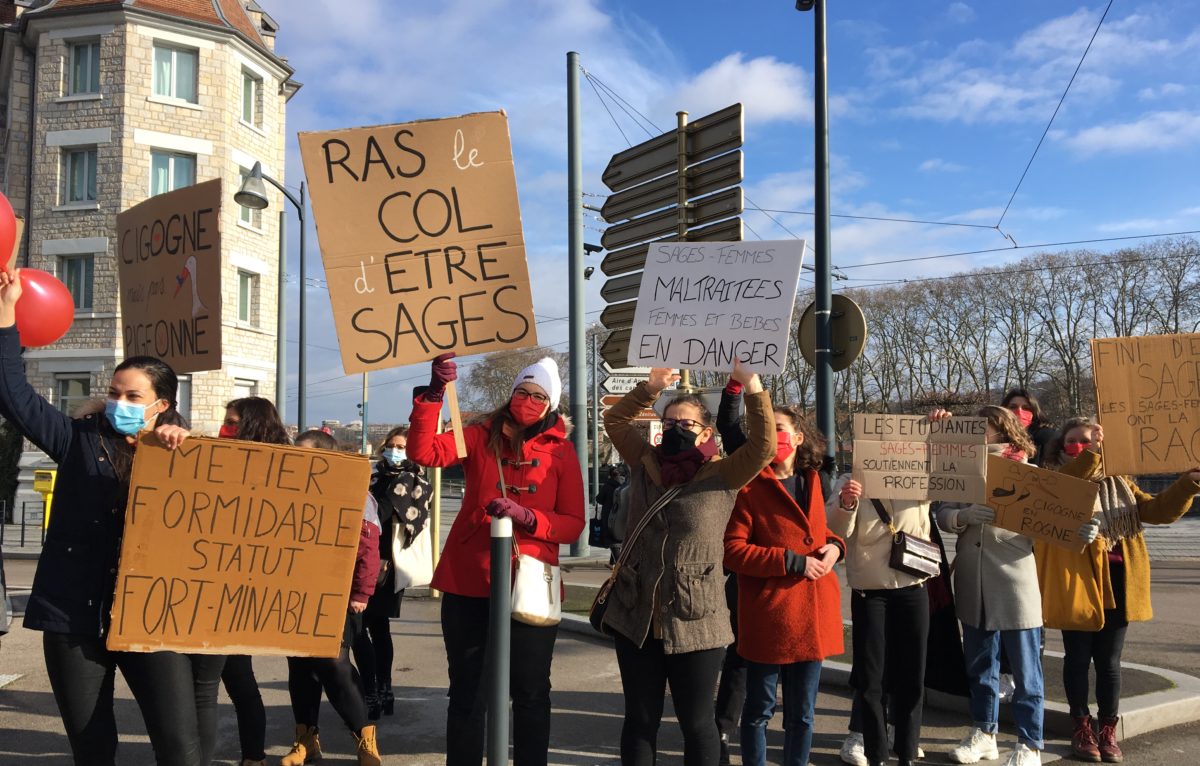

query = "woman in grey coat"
[[938, 406, 1044, 766]]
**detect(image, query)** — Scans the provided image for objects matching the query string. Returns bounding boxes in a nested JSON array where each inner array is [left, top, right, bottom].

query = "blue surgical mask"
[[383, 447, 406, 465], [104, 399, 159, 436]]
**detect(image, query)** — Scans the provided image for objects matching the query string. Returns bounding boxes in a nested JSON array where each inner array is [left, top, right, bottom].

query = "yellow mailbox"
[[33, 468, 56, 528]]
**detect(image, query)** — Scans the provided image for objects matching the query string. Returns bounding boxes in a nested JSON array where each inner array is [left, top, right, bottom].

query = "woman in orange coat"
[[723, 405, 844, 766]]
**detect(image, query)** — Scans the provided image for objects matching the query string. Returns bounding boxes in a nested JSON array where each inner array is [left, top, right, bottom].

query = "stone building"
[[0, 0, 297, 518]]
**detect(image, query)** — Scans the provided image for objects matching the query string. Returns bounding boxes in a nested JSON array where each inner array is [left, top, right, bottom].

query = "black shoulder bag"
[[870, 499, 941, 578]]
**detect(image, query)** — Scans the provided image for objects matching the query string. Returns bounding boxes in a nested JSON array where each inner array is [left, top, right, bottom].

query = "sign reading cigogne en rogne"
[[108, 437, 370, 658], [299, 111, 538, 374]]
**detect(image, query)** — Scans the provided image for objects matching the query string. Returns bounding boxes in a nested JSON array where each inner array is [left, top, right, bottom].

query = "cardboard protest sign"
[[1092, 333, 1200, 475], [116, 179, 222, 373], [626, 240, 804, 374], [852, 414, 988, 503], [985, 454, 1099, 550], [298, 112, 538, 375], [108, 437, 370, 657]]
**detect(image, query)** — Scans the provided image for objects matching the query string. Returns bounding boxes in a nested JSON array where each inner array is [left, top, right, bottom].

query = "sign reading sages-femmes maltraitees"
[[298, 111, 538, 374], [626, 240, 804, 375]]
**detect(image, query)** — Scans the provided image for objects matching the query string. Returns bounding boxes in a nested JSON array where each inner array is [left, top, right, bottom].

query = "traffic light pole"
[[567, 51, 590, 556], [811, 0, 836, 471]]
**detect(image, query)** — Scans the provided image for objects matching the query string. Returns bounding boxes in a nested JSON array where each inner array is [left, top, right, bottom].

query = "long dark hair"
[[295, 429, 338, 451], [1002, 388, 1052, 430], [978, 405, 1036, 457], [775, 405, 824, 472], [227, 396, 289, 445], [102, 356, 187, 485]]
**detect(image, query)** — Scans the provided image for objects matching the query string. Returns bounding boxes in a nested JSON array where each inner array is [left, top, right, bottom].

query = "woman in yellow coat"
[[1036, 417, 1200, 763]]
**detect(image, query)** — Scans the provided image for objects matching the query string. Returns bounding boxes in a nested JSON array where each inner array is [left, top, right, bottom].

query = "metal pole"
[[675, 111, 692, 392], [276, 210, 287, 417], [297, 182, 308, 432], [567, 51, 589, 556], [812, 0, 836, 469], [361, 373, 369, 454], [591, 333, 600, 506], [486, 516, 512, 766]]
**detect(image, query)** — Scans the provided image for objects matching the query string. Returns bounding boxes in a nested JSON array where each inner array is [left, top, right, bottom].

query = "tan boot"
[[355, 724, 381, 766], [280, 724, 322, 766]]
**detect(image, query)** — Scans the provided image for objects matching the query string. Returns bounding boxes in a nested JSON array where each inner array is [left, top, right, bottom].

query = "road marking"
[[0, 674, 23, 689]]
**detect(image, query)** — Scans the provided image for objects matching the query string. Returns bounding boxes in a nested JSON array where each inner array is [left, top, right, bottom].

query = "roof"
[[25, 0, 276, 61]]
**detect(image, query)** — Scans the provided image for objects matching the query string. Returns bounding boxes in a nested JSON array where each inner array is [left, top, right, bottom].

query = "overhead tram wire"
[[996, 0, 1114, 229]]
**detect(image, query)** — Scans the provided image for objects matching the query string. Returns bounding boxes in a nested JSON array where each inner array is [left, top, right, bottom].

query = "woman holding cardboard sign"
[[0, 267, 218, 766], [828, 410, 947, 766], [407, 353, 585, 766], [1038, 418, 1200, 763], [938, 406, 1044, 766], [599, 362, 775, 766]]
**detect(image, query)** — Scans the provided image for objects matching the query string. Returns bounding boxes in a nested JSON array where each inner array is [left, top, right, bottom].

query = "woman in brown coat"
[[602, 363, 775, 766]]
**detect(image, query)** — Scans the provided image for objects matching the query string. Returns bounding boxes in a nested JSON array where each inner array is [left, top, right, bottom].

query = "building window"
[[56, 376, 90, 415], [69, 40, 101, 95], [232, 378, 258, 400], [61, 147, 98, 203], [60, 254, 94, 310], [238, 167, 263, 228], [241, 70, 262, 127], [176, 375, 192, 422], [237, 270, 258, 325], [152, 44, 198, 103], [151, 151, 196, 196]]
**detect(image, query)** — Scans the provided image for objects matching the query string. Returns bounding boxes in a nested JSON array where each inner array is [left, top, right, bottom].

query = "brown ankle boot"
[[355, 724, 381, 766], [1072, 715, 1101, 762], [1098, 716, 1123, 763], [281, 724, 321, 766]]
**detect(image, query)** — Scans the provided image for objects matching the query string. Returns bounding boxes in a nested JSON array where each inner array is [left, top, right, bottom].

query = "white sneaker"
[[840, 732, 869, 766], [950, 727, 1000, 764], [1002, 743, 1041, 766], [999, 673, 1017, 703]]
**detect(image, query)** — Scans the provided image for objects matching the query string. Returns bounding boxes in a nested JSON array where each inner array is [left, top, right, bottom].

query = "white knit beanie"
[[512, 357, 562, 409]]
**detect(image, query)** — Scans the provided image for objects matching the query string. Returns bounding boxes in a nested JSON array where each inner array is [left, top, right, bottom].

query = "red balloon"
[[15, 269, 74, 347], [0, 192, 15, 266]]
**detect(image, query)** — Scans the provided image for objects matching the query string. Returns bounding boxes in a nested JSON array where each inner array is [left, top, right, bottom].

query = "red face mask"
[[218, 424, 239, 439], [1013, 408, 1034, 428], [509, 397, 547, 427], [773, 432, 795, 465], [1063, 442, 1087, 458]]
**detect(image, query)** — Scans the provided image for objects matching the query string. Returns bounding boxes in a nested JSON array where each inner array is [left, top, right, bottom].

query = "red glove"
[[724, 377, 744, 395], [426, 352, 457, 402], [486, 497, 537, 532]]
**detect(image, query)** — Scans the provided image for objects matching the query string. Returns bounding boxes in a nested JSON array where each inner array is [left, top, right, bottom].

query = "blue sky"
[[265, 0, 1200, 425]]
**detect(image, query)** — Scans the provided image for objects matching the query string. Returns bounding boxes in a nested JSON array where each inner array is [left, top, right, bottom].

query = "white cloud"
[[1096, 218, 1177, 233], [1138, 83, 1187, 100], [664, 53, 812, 128], [1059, 111, 1200, 154], [947, 2, 975, 24], [919, 158, 965, 173]]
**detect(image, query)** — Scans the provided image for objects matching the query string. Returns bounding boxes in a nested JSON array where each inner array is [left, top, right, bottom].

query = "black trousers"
[[1062, 562, 1129, 718], [221, 655, 266, 760], [441, 592, 558, 766], [613, 632, 726, 766], [287, 612, 369, 734], [352, 591, 402, 694], [713, 573, 746, 745], [850, 584, 930, 763], [42, 632, 224, 766]]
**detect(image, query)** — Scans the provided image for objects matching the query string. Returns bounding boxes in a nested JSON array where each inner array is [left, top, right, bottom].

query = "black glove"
[[783, 550, 806, 575]]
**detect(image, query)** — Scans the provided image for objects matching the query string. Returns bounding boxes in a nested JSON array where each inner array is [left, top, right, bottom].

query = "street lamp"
[[236, 161, 309, 430]]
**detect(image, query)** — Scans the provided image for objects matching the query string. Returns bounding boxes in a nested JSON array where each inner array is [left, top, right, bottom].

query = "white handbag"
[[392, 525, 434, 591], [511, 551, 561, 627]]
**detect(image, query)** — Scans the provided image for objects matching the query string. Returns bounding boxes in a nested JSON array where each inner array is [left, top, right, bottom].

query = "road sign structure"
[[598, 104, 745, 369], [797, 294, 868, 372], [601, 375, 646, 395]]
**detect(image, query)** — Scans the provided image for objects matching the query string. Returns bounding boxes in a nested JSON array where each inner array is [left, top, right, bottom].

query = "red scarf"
[[657, 438, 718, 486]]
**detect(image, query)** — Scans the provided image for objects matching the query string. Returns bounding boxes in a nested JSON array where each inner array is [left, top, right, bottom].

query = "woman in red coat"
[[724, 405, 844, 766], [407, 353, 586, 766]]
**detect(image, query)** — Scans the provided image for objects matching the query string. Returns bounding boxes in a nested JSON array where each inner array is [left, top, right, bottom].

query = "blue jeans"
[[740, 660, 822, 766], [961, 624, 1044, 750]]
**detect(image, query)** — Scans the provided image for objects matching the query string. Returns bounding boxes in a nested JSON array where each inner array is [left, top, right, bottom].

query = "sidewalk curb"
[[558, 613, 1200, 739]]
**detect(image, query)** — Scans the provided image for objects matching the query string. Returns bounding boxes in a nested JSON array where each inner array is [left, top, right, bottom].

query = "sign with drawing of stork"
[[117, 178, 223, 373]]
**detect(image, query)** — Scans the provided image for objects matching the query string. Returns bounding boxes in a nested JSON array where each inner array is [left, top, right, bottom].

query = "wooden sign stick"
[[445, 380, 468, 458]]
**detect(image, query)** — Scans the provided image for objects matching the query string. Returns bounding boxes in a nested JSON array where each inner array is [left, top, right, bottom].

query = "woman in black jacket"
[[0, 268, 215, 766], [1002, 389, 1056, 467]]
